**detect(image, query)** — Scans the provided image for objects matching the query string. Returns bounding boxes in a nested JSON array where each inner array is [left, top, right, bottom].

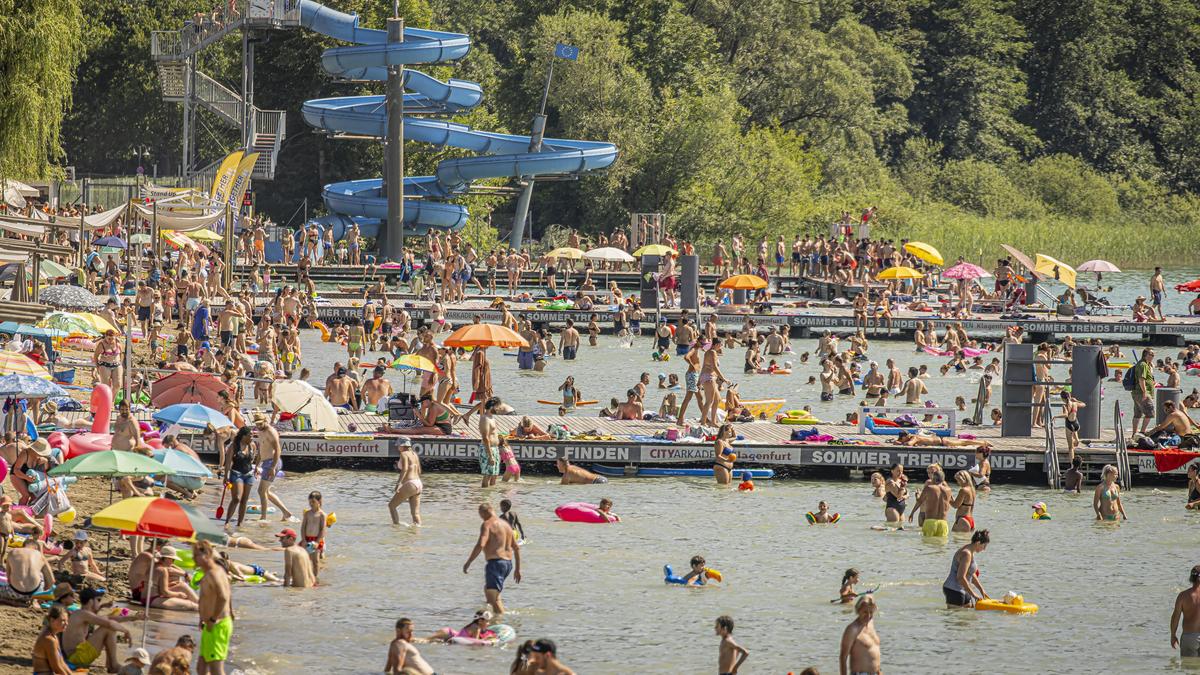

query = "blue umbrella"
[[94, 236, 127, 249], [0, 322, 69, 339], [150, 448, 212, 479], [0, 373, 68, 398], [152, 403, 232, 430]]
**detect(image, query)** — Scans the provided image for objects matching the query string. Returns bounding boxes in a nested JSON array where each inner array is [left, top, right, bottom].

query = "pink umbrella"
[[942, 262, 992, 280]]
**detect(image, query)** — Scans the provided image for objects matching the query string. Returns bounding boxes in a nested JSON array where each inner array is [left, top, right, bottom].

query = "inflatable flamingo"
[[66, 384, 161, 458]]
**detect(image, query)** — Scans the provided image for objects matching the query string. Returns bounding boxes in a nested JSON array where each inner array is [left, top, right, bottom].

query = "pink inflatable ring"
[[555, 502, 619, 524]]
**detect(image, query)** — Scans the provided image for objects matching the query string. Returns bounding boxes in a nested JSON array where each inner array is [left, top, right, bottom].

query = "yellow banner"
[[208, 151, 245, 204], [225, 152, 259, 231]]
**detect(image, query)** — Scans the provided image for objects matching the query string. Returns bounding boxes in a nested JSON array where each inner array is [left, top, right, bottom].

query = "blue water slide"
[[295, 0, 618, 243]]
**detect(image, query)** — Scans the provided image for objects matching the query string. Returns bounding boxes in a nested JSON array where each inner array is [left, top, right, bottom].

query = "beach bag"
[[1180, 433, 1200, 449]]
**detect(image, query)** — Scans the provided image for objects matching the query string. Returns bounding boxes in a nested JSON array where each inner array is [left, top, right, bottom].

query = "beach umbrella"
[[151, 448, 212, 480], [151, 372, 227, 409], [1034, 254, 1077, 289], [272, 380, 342, 432], [0, 322, 69, 340], [93, 235, 126, 249], [392, 354, 438, 373], [903, 241, 944, 266], [1077, 260, 1120, 274], [1000, 244, 1044, 280], [876, 266, 925, 281], [28, 259, 73, 279], [0, 373, 66, 397], [583, 247, 635, 264], [942, 262, 991, 280], [0, 353, 51, 380], [128, 233, 152, 245], [160, 230, 197, 251], [719, 274, 768, 290], [632, 244, 677, 257], [38, 285, 105, 310], [2, 178, 37, 208], [41, 312, 102, 336], [185, 228, 222, 242], [93, 496, 227, 543], [49, 450, 173, 478], [1175, 280, 1200, 293], [546, 247, 584, 260], [443, 323, 528, 349], [76, 313, 119, 334], [152, 403, 233, 430]]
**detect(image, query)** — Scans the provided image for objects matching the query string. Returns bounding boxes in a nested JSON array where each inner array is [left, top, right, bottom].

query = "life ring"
[[555, 502, 618, 524], [805, 512, 841, 524], [448, 624, 516, 646]]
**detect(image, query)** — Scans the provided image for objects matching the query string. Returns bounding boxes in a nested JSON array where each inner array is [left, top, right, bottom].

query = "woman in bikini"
[[92, 329, 123, 392], [712, 423, 737, 486], [951, 470, 976, 532], [884, 463, 908, 524], [1093, 464, 1128, 521], [969, 447, 993, 491], [420, 611, 495, 643], [1058, 391, 1086, 462]]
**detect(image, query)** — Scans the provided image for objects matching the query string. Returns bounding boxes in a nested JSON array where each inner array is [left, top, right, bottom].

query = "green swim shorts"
[[201, 616, 233, 663]]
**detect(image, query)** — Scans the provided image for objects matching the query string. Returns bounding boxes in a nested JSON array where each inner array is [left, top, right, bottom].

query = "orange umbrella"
[[150, 372, 228, 409], [443, 323, 528, 349], [719, 274, 768, 290]]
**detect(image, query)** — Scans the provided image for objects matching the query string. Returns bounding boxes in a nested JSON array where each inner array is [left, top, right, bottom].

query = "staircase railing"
[[1114, 400, 1132, 488], [192, 71, 244, 125], [1043, 398, 1060, 488], [151, 0, 248, 62]]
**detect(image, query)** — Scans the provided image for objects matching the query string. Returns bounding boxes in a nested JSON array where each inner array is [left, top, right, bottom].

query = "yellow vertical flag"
[[208, 151, 245, 204], [224, 152, 259, 231]]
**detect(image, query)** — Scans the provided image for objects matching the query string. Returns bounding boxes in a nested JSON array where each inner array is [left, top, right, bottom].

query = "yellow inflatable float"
[[776, 410, 822, 425], [976, 596, 1038, 614]]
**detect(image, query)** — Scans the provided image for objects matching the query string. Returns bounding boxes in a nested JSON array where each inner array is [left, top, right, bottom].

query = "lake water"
[[219, 472, 1198, 674], [213, 268, 1199, 673]]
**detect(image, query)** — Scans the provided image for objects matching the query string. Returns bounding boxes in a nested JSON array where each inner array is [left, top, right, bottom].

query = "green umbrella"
[[29, 259, 74, 279], [49, 450, 175, 477]]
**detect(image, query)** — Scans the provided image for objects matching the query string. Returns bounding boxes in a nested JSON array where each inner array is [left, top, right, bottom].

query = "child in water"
[[595, 498, 620, 522], [839, 568, 862, 603], [869, 472, 885, 498], [498, 438, 521, 482], [665, 555, 714, 586], [301, 491, 327, 582], [737, 471, 755, 491], [1031, 502, 1052, 520], [807, 500, 839, 524], [499, 499, 526, 543]]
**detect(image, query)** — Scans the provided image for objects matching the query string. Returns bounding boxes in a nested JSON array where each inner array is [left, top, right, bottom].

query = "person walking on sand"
[[388, 438, 423, 526], [385, 618, 435, 674], [715, 615, 749, 675], [1171, 564, 1200, 659], [839, 595, 881, 675], [195, 541, 233, 675], [463, 503, 521, 615]]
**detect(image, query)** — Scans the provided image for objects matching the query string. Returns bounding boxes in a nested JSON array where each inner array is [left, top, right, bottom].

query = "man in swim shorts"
[[1172, 564, 1200, 658], [556, 457, 607, 484], [463, 503, 521, 615], [910, 463, 953, 537], [61, 587, 133, 672], [195, 541, 233, 675]]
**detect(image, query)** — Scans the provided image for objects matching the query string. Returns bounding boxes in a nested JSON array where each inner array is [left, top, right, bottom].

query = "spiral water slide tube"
[[297, 0, 618, 239]]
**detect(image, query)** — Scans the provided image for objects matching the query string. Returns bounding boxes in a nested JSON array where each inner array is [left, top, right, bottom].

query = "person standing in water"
[[1093, 464, 1128, 521], [254, 412, 295, 522], [839, 595, 881, 675], [195, 541, 233, 675], [943, 530, 990, 607], [909, 463, 952, 537], [714, 615, 749, 675], [388, 438, 423, 526], [463, 503, 521, 615], [1170, 565, 1200, 659], [385, 618, 435, 675]]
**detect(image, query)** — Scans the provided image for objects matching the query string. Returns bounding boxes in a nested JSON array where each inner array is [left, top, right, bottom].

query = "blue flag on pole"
[[554, 43, 579, 61]]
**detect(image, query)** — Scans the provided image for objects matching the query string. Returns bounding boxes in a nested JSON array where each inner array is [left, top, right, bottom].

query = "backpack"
[[1121, 365, 1136, 391]]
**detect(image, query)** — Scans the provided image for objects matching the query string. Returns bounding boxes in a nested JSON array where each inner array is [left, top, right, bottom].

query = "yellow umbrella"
[[546, 247, 584, 260], [77, 313, 119, 334], [185, 228, 222, 242], [719, 274, 768, 290], [160, 230, 197, 251], [1034, 254, 1076, 289], [0, 351, 52, 380], [876, 266, 924, 281], [903, 241, 943, 266], [632, 244, 677, 257]]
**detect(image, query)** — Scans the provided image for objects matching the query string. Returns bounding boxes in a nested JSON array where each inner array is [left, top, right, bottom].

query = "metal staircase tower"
[[150, 0, 302, 183]]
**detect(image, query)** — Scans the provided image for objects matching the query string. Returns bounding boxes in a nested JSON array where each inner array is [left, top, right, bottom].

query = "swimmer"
[[737, 472, 755, 492], [499, 499, 526, 542], [838, 568, 861, 604], [386, 618, 436, 674], [595, 498, 621, 522], [217, 551, 281, 583], [884, 464, 908, 524], [869, 472, 885, 499], [809, 500, 836, 524], [1031, 501, 1051, 520], [1063, 456, 1084, 493], [419, 610, 494, 643], [664, 555, 710, 586]]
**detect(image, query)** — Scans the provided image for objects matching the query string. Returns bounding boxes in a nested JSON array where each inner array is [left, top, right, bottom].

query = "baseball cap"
[[126, 648, 151, 666], [276, 528, 298, 539], [74, 530, 89, 541]]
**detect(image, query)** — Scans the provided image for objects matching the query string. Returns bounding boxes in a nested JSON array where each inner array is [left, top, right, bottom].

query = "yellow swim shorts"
[[922, 518, 950, 537], [200, 616, 234, 663], [67, 639, 101, 667]]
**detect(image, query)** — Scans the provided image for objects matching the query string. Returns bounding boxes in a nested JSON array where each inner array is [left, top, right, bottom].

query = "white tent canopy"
[[82, 203, 127, 229], [0, 218, 45, 237], [132, 203, 224, 231]]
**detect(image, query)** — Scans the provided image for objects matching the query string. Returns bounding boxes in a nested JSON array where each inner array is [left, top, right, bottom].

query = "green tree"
[[0, 0, 84, 179]]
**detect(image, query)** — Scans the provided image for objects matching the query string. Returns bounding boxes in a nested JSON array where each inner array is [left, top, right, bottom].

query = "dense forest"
[[5, 0, 1200, 261]]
